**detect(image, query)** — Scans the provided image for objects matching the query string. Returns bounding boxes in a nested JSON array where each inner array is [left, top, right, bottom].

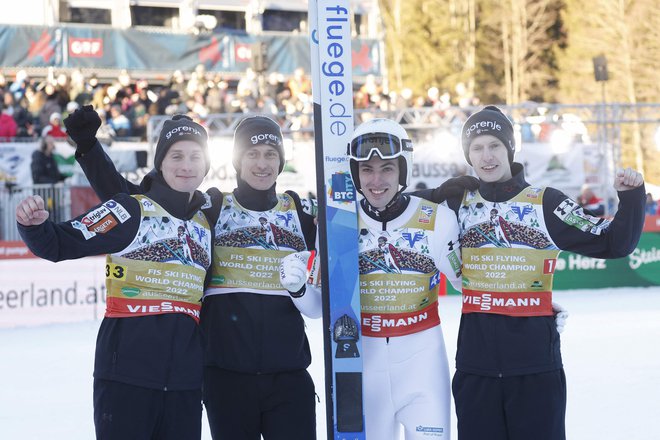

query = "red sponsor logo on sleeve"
[[88, 214, 118, 234]]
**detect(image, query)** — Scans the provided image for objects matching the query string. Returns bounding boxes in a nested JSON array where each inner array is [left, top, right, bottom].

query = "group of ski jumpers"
[[16, 104, 645, 440]]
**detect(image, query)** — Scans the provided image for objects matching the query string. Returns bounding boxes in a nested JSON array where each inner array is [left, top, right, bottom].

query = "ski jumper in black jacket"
[[424, 106, 647, 440], [442, 162, 645, 440], [18, 173, 214, 440], [76, 128, 319, 439]]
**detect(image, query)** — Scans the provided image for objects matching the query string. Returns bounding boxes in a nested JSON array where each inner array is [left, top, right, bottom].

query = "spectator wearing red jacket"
[[41, 112, 68, 138], [0, 103, 18, 138], [577, 185, 605, 216]]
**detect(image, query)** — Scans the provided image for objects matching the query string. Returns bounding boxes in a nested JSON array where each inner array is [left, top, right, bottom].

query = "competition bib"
[[207, 193, 307, 295], [105, 195, 211, 322], [459, 188, 560, 317], [359, 200, 448, 337]]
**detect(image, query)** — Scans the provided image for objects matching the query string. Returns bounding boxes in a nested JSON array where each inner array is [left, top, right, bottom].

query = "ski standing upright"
[[308, 1, 366, 439]]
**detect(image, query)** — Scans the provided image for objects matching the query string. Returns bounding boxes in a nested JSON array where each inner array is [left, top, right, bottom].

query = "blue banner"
[[0, 24, 382, 77]]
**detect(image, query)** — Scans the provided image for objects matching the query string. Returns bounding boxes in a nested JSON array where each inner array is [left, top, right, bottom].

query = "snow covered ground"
[[1, 287, 659, 440]]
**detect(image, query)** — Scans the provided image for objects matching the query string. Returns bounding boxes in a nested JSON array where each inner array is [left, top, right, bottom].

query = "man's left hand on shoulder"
[[614, 167, 644, 192]]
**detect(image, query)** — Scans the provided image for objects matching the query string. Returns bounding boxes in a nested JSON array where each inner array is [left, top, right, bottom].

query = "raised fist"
[[64, 105, 102, 154], [613, 167, 644, 192], [16, 195, 49, 226]]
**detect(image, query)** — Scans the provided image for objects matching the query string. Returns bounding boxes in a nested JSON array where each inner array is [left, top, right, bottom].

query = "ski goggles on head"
[[347, 133, 413, 161]]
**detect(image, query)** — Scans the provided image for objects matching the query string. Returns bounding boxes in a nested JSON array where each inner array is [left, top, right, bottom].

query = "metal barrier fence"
[[4, 104, 659, 241], [0, 184, 71, 241], [146, 103, 660, 171], [146, 103, 660, 139]]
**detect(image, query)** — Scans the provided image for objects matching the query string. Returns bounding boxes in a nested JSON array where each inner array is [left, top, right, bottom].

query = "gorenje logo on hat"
[[465, 120, 502, 138], [165, 125, 203, 140], [251, 132, 282, 146]]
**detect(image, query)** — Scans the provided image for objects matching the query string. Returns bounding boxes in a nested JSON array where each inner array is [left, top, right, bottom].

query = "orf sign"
[[69, 38, 104, 58]]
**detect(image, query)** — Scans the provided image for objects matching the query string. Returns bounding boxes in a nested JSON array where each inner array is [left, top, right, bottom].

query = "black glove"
[[64, 105, 102, 155], [431, 176, 480, 202]]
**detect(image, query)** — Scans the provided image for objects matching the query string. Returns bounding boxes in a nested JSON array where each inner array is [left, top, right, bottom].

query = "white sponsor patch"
[[201, 193, 212, 209], [141, 199, 156, 212], [81, 205, 111, 227], [71, 220, 96, 240], [104, 200, 131, 223], [553, 198, 610, 235], [301, 198, 317, 216]]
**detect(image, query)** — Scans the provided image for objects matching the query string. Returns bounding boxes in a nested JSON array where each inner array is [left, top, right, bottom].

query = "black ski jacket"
[[77, 142, 317, 374], [19, 176, 211, 390], [443, 163, 645, 377]]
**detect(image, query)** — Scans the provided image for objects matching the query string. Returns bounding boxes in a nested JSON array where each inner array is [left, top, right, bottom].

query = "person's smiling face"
[[468, 134, 512, 183], [358, 156, 400, 210], [160, 140, 206, 197], [239, 145, 280, 190]]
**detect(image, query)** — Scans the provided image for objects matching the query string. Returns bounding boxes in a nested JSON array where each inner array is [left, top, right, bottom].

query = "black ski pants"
[[203, 367, 316, 440], [453, 369, 567, 440], [93, 378, 202, 440]]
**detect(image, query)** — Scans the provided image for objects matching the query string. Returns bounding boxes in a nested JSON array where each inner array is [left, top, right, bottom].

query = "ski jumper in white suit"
[[358, 195, 462, 440]]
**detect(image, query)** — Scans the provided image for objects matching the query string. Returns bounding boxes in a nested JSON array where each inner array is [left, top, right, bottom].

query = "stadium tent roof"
[[258, 0, 377, 13], [130, 0, 376, 13]]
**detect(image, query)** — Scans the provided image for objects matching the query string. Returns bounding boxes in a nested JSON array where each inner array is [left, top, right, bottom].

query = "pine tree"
[[557, 0, 660, 178]]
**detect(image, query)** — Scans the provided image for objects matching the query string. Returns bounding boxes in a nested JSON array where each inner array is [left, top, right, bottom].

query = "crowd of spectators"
[[0, 65, 631, 154], [2, 66, 653, 199], [0, 66, 481, 144]]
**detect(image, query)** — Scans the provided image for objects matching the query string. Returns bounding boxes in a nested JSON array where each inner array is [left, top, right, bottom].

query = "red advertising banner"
[[68, 37, 103, 58], [0, 241, 34, 260], [70, 186, 101, 218], [643, 215, 660, 232]]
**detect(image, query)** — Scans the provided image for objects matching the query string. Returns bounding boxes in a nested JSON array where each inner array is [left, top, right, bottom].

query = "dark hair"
[[40, 136, 54, 152]]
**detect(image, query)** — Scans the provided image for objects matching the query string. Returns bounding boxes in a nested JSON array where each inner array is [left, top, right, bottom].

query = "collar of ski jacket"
[[233, 176, 279, 211], [477, 162, 530, 203], [144, 172, 209, 221], [360, 192, 410, 223]]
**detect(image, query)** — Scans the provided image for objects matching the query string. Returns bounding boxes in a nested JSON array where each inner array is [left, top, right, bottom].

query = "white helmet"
[[347, 118, 413, 194]]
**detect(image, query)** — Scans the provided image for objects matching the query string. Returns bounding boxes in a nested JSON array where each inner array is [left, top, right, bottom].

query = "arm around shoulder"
[[434, 202, 463, 291]]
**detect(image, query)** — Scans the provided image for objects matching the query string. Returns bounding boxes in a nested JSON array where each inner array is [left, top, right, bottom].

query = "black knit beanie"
[[232, 116, 285, 174], [154, 114, 209, 174], [461, 105, 515, 165]]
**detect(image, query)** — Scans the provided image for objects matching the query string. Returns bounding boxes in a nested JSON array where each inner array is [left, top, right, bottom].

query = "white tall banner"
[[0, 256, 106, 328], [0, 141, 148, 187], [0, 142, 36, 185], [517, 142, 586, 196]]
